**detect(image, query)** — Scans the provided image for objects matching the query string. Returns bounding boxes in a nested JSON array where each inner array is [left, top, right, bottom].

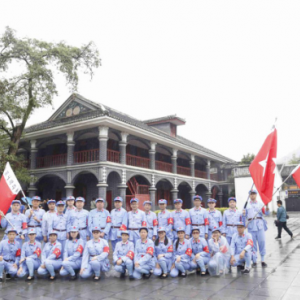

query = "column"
[[171, 149, 177, 174], [206, 160, 211, 180], [66, 132, 75, 166], [149, 187, 157, 208], [99, 126, 109, 162], [171, 189, 178, 201], [97, 183, 108, 199], [149, 142, 156, 170], [65, 171, 75, 197], [28, 175, 37, 197], [117, 185, 127, 200], [190, 154, 195, 177], [30, 140, 37, 169], [218, 191, 223, 207], [119, 132, 128, 164], [189, 190, 196, 208]]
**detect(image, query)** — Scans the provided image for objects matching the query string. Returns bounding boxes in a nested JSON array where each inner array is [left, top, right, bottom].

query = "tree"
[[239, 153, 255, 165], [0, 27, 101, 156], [0, 27, 100, 182], [289, 154, 300, 164]]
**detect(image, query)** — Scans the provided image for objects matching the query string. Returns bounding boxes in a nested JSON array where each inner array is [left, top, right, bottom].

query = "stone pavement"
[[1, 213, 300, 300]]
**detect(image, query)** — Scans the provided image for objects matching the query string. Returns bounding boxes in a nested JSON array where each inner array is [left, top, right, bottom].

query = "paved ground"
[[1, 213, 300, 300]]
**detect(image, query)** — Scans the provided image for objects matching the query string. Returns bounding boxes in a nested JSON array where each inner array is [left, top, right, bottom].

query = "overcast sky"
[[1, 1, 300, 162]]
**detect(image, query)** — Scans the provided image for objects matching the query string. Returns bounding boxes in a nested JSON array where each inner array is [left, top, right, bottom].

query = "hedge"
[[154, 207, 230, 215]]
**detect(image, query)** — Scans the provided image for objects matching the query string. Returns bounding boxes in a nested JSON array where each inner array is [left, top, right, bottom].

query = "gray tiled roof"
[[25, 94, 235, 163], [143, 115, 186, 124]]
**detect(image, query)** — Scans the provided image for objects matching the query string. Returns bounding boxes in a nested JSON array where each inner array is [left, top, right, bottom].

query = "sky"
[[1, 0, 300, 162]]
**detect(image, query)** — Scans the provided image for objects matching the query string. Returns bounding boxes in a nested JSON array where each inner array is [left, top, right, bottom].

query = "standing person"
[[189, 195, 209, 239], [223, 197, 242, 245], [143, 201, 158, 241], [64, 196, 76, 218], [0, 200, 28, 244], [171, 199, 191, 240], [90, 197, 96, 210], [170, 227, 192, 278], [17, 228, 42, 281], [230, 221, 253, 274], [109, 196, 128, 251], [153, 227, 173, 279], [80, 227, 110, 281], [60, 226, 84, 280], [48, 200, 69, 252], [157, 199, 174, 241], [42, 199, 49, 212], [113, 230, 135, 280], [207, 198, 223, 239], [128, 198, 147, 245], [88, 198, 111, 240], [132, 227, 155, 280], [25, 196, 45, 243], [42, 200, 56, 243], [207, 227, 231, 276], [69, 197, 90, 241], [37, 231, 62, 280], [190, 227, 210, 276], [242, 190, 269, 267], [0, 229, 21, 282], [275, 200, 293, 240]]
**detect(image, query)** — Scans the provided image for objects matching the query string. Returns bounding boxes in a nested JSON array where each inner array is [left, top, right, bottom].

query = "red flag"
[[0, 163, 22, 218], [249, 128, 277, 205], [292, 164, 300, 188]]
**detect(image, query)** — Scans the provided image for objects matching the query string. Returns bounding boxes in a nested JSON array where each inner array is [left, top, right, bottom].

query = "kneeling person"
[[17, 228, 42, 281], [190, 227, 210, 276], [0, 229, 21, 282], [60, 226, 84, 280], [113, 230, 134, 280], [37, 231, 62, 280], [80, 227, 110, 281], [230, 221, 253, 274]]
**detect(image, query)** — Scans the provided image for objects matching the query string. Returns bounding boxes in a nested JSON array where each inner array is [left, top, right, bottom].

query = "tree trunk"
[[8, 125, 22, 155]]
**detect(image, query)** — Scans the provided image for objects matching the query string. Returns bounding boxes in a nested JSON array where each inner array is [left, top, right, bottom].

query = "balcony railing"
[[177, 166, 191, 176], [126, 154, 150, 169], [37, 154, 67, 168], [195, 170, 207, 179], [107, 149, 120, 163], [211, 173, 219, 181], [74, 149, 99, 164], [155, 160, 172, 173]]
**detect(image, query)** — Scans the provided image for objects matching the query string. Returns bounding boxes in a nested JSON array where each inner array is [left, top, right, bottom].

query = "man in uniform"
[[88, 198, 111, 240], [171, 199, 191, 240], [25, 196, 45, 243], [0, 200, 28, 244], [109, 196, 128, 251], [189, 195, 209, 239], [242, 190, 269, 267], [207, 198, 223, 239], [223, 197, 242, 245], [0, 229, 21, 282], [230, 221, 254, 274], [68, 197, 90, 241], [157, 199, 174, 241], [128, 198, 147, 245], [143, 201, 158, 241], [42, 199, 56, 243]]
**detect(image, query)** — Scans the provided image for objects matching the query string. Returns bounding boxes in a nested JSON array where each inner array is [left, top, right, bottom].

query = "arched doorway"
[[36, 175, 66, 200], [178, 181, 192, 209], [195, 184, 209, 208], [73, 172, 98, 210], [126, 175, 150, 210], [211, 185, 220, 207], [107, 171, 122, 211], [155, 179, 173, 209]]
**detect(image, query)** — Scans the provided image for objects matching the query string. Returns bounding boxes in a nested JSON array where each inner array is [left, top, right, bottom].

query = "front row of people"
[[0, 221, 254, 282]]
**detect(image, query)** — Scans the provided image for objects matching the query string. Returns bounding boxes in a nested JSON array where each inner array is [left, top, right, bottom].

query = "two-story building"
[[19, 93, 236, 210]]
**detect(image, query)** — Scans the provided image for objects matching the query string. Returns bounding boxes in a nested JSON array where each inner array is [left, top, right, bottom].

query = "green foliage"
[[289, 153, 300, 164], [240, 153, 255, 165], [0, 27, 100, 182]]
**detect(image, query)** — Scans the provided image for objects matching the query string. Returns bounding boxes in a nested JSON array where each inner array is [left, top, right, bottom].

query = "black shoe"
[[275, 237, 281, 240], [241, 269, 250, 274], [196, 268, 201, 275], [25, 276, 35, 282], [261, 262, 267, 268], [237, 265, 244, 270], [6, 274, 11, 280], [201, 272, 207, 277], [49, 276, 56, 281], [161, 273, 168, 279], [180, 272, 187, 278], [178, 271, 182, 277], [252, 262, 257, 267], [93, 276, 100, 282], [144, 272, 152, 279], [120, 272, 126, 279], [129, 275, 135, 281], [69, 275, 77, 281]]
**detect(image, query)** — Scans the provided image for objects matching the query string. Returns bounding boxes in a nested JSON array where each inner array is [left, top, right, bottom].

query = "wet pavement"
[[1, 213, 300, 300]]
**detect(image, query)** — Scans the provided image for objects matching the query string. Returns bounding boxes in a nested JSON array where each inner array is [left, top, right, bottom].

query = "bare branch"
[[0, 125, 12, 138]]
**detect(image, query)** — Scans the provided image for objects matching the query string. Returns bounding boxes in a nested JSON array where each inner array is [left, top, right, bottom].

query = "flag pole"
[[244, 182, 255, 209], [20, 189, 32, 210]]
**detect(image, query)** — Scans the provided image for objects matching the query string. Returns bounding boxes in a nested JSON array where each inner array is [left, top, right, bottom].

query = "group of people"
[[0, 190, 271, 282]]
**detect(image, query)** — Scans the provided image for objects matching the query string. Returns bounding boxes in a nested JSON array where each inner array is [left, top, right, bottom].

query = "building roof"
[[25, 93, 236, 163], [144, 115, 186, 126]]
